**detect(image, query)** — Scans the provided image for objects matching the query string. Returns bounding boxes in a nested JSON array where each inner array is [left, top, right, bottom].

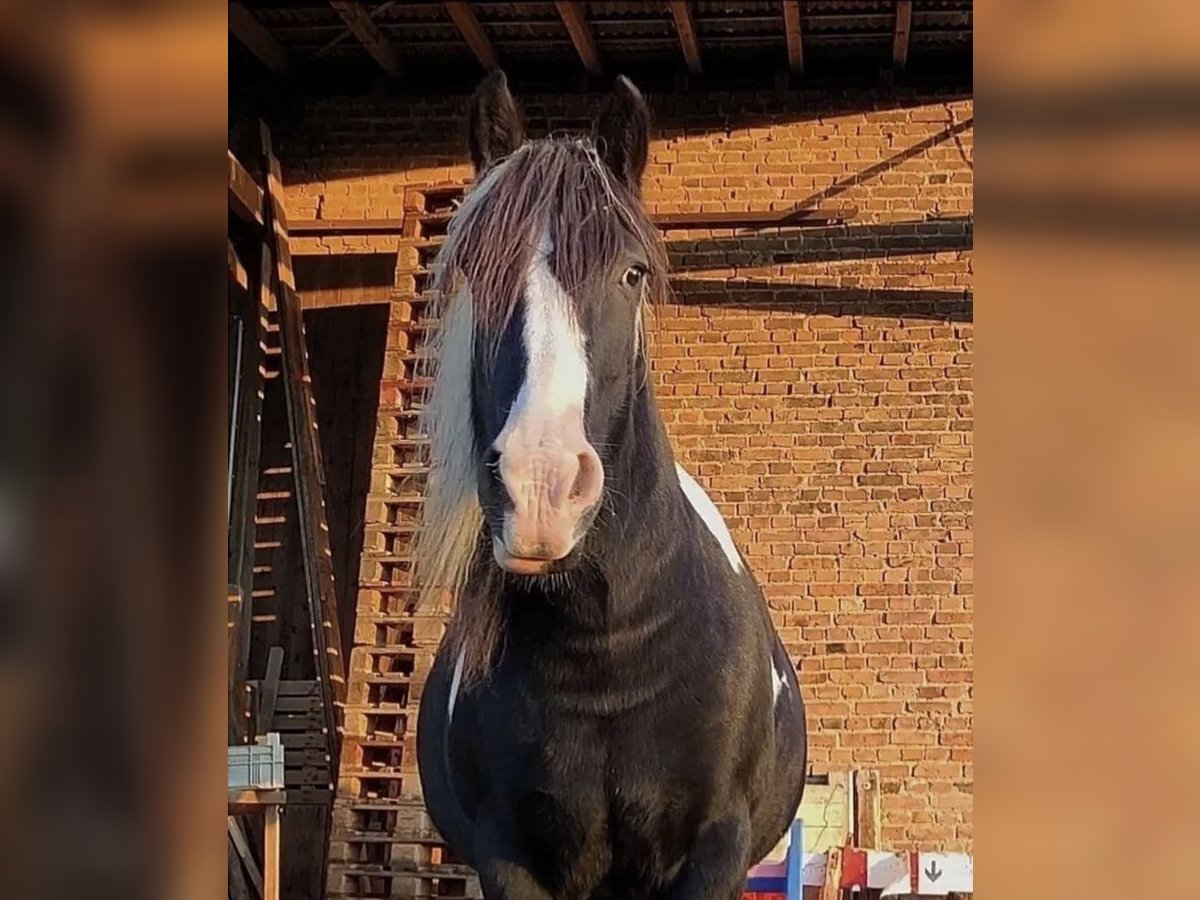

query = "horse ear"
[[467, 70, 524, 173], [593, 76, 650, 191]]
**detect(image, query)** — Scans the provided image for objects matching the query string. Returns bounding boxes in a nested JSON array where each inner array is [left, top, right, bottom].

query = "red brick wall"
[[274, 87, 973, 851]]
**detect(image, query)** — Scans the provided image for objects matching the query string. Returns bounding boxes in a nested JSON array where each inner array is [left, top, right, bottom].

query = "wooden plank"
[[229, 788, 288, 813], [228, 817, 265, 897], [893, 0, 913, 74], [820, 846, 842, 900], [229, 3, 290, 76], [258, 646, 284, 736], [855, 769, 881, 849], [228, 587, 249, 742], [229, 150, 264, 227], [668, 0, 702, 76], [263, 805, 281, 900], [228, 234, 270, 715], [444, 1, 500, 71], [782, 1, 804, 75], [229, 242, 249, 291], [330, 1, 403, 78], [553, 0, 602, 75]]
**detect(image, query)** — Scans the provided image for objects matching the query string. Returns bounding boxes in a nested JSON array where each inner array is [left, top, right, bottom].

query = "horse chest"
[[473, 692, 724, 889], [506, 730, 703, 893]]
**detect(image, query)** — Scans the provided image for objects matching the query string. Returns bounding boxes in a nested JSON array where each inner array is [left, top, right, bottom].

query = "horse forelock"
[[417, 137, 667, 685], [435, 138, 667, 351]]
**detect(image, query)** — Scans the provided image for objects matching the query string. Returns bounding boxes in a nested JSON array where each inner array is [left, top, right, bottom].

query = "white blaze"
[[675, 463, 743, 572], [499, 238, 589, 431]]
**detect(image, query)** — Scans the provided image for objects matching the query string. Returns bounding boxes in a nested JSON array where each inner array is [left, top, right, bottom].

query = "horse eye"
[[622, 265, 647, 288]]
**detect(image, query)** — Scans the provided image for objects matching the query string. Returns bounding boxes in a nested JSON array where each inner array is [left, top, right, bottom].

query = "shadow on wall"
[[666, 216, 972, 266], [663, 215, 972, 323], [667, 279, 972, 323]]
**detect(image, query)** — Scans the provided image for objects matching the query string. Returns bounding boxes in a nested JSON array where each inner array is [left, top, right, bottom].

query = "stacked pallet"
[[327, 185, 478, 900]]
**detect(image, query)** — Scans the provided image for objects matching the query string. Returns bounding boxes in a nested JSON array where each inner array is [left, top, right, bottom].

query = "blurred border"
[[0, 1, 1198, 898], [1, 2, 226, 898], [977, 1, 1200, 899]]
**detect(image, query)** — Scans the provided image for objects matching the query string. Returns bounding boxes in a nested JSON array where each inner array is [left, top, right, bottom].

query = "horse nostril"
[[569, 450, 601, 504]]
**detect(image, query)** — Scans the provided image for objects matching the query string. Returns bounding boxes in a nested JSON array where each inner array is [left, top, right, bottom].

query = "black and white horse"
[[415, 72, 806, 900]]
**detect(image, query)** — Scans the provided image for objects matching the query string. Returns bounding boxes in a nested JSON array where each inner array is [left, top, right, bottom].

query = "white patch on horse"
[[447, 647, 466, 722], [675, 463, 743, 572], [504, 235, 588, 424], [771, 657, 788, 705]]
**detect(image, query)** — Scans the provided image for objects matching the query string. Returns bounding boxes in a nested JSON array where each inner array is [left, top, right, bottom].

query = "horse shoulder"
[[673, 462, 743, 573]]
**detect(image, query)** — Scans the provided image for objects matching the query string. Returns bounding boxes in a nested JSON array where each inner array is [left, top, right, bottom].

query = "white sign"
[[916, 852, 973, 894]]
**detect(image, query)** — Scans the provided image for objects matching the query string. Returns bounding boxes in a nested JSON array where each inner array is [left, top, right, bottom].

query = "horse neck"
[[534, 370, 688, 628]]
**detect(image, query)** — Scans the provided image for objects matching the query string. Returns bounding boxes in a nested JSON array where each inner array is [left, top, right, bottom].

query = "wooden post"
[[263, 805, 281, 900]]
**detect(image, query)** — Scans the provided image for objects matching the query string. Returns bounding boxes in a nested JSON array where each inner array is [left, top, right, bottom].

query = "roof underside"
[[230, 1, 972, 95]]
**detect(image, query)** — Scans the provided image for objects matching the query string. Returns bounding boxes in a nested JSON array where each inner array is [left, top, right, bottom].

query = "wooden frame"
[[260, 122, 347, 766], [228, 789, 287, 900]]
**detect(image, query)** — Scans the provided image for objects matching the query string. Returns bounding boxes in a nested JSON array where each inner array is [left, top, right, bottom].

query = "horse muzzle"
[[492, 413, 603, 575]]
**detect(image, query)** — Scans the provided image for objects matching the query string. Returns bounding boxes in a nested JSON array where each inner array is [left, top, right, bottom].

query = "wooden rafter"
[[229, 2, 291, 76], [330, 1, 403, 78], [668, 0, 702, 76], [782, 1, 804, 75], [313, 0, 397, 59], [892, 0, 913, 74], [445, 1, 500, 71], [553, 0, 602, 76]]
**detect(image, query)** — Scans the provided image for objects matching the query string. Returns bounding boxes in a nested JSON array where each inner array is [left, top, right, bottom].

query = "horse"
[[415, 71, 807, 900]]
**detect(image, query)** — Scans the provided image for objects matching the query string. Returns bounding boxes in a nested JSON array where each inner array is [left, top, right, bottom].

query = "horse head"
[[422, 71, 668, 590]]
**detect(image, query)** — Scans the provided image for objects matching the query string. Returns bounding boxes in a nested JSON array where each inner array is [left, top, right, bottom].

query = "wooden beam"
[[263, 805, 281, 900], [330, 1, 403, 78], [444, 1, 500, 71], [258, 647, 285, 738], [313, 1, 397, 59], [228, 818, 264, 897], [553, 0, 602, 76], [782, 1, 804, 75], [228, 243, 249, 291], [229, 3, 291, 76], [893, 0, 912, 74], [668, 0, 702, 76], [229, 150, 264, 227]]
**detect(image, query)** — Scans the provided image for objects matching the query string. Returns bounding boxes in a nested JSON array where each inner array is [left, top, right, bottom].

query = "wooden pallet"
[[327, 183, 478, 899]]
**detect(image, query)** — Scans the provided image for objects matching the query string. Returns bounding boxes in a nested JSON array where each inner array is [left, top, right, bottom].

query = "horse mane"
[[414, 137, 668, 686]]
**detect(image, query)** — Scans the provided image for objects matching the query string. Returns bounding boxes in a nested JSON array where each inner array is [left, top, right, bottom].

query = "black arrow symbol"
[[925, 860, 942, 882]]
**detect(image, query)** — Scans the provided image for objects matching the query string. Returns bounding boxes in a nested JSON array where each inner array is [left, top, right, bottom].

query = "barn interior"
[[228, 3, 973, 899]]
